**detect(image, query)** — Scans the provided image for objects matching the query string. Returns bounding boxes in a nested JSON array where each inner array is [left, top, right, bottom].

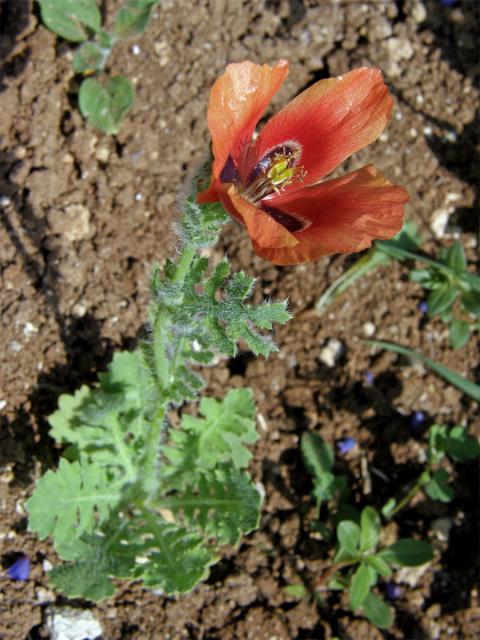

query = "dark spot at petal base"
[[220, 154, 240, 184], [261, 203, 307, 233]]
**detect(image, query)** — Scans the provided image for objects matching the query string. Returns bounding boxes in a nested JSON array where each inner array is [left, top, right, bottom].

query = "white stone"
[[432, 517, 453, 542], [46, 606, 103, 640], [43, 559, 53, 572], [430, 208, 452, 238], [362, 322, 376, 337], [255, 481, 266, 502], [397, 562, 431, 587], [412, 2, 427, 23], [36, 587, 54, 603], [23, 322, 38, 337], [385, 38, 414, 60], [48, 204, 91, 242], [318, 338, 345, 367], [257, 413, 268, 433], [95, 146, 110, 163]]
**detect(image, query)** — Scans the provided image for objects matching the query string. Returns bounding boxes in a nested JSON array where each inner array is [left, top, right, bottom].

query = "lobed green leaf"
[[26, 459, 120, 551], [48, 350, 149, 484], [163, 388, 258, 480], [162, 467, 261, 545]]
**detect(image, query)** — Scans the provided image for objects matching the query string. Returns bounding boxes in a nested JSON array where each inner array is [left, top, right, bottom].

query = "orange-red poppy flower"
[[197, 60, 409, 266]]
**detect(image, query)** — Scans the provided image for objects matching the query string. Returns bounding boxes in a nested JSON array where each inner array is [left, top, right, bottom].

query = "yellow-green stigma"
[[241, 144, 305, 203]]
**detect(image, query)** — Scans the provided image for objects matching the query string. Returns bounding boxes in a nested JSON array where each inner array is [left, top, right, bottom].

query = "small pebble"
[[397, 562, 431, 587], [23, 322, 38, 337], [318, 338, 345, 367], [430, 208, 451, 238], [411, 2, 427, 22], [362, 322, 376, 337], [46, 606, 103, 640], [432, 517, 453, 542]]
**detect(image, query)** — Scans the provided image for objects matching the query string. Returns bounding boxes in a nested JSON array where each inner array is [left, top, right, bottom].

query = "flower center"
[[219, 142, 310, 234], [240, 142, 305, 204]]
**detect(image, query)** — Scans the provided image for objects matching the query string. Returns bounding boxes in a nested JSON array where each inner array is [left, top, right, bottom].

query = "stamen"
[[241, 141, 305, 204]]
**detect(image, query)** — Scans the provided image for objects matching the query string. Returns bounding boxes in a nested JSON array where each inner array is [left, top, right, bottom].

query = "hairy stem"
[[143, 244, 197, 497]]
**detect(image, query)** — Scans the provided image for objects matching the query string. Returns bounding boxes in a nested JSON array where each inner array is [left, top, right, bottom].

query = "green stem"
[[143, 244, 197, 497], [315, 250, 389, 313], [384, 470, 430, 519], [377, 245, 480, 289]]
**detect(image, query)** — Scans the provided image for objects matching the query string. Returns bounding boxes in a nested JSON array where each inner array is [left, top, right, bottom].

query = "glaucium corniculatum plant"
[[26, 60, 408, 601]]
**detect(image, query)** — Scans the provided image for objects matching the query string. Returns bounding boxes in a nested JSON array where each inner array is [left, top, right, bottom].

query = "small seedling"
[[300, 433, 434, 629], [316, 223, 480, 350], [410, 241, 480, 348], [327, 507, 433, 629], [37, 0, 160, 133], [382, 423, 480, 517]]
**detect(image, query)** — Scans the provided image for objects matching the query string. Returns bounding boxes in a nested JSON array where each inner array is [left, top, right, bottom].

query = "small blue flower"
[[7, 555, 30, 581], [410, 411, 426, 429], [385, 581, 401, 600], [418, 301, 428, 314], [364, 371, 375, 385], [336, 437, 356, 455], [439, 0, 457, 6]]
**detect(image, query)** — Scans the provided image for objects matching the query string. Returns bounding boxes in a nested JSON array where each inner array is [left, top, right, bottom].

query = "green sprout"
[[316, 222, 480, 350], [382, 423, 480, 517], [298, 433, 435, 630], [37, 0, 160, 133]]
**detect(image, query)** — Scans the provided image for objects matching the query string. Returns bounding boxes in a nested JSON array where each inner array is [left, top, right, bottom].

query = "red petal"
[[249, 68, 393, 185], [223, 185, 299, 250], [257, 165, 409, 265], [206, 60, 289, 184]]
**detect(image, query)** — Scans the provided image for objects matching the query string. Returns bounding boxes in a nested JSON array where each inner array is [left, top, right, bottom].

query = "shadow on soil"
[[0, 0, 32, 92], [0, 148, 138, 484]]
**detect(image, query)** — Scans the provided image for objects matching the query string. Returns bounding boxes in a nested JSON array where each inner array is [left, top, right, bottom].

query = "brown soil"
[[1, 1, 479, 638]]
